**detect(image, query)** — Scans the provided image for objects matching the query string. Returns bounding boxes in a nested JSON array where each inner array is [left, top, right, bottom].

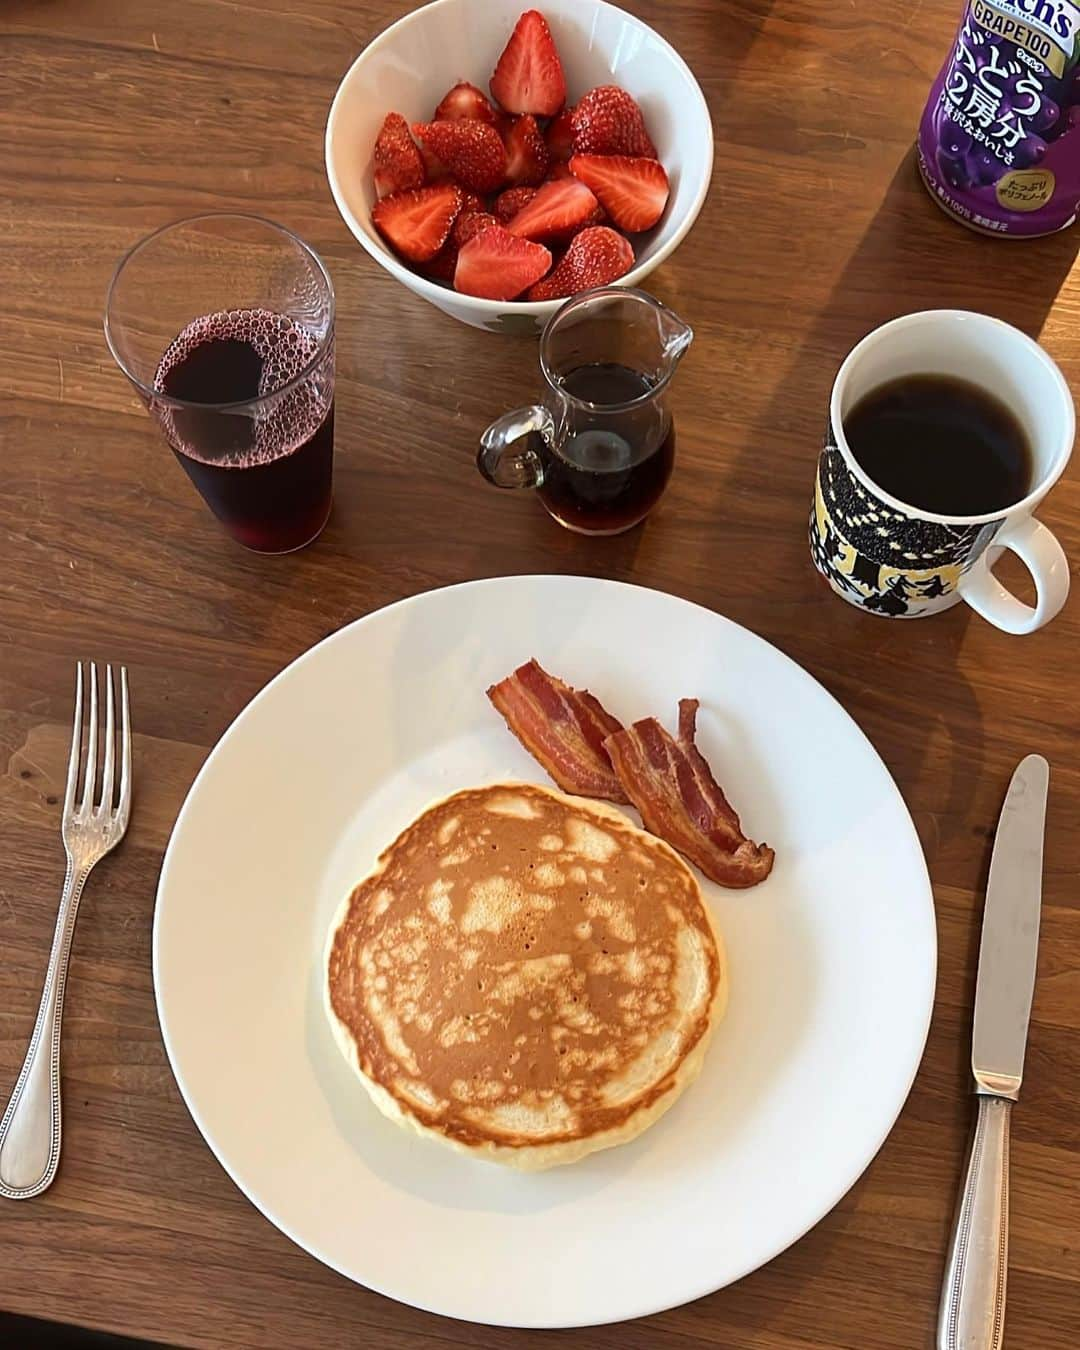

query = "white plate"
[[154, 576, 935, 1328]]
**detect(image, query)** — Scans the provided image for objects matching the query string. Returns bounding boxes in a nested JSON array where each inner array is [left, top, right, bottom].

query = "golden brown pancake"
[[325, 783, 725, 1169]]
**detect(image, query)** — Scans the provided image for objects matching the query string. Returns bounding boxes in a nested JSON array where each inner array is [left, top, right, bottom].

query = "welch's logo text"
[[989, 0, 1080, 47]]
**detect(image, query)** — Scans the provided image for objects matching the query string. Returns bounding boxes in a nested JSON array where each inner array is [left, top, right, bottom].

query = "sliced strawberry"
[[568, 155, 669, 232], [494, 185, 538, 224], [545, 161, 574, 181], [494, 182, 601, 239], [563, 201, 607, 238], [421, 213, 496, 284], [546, 106, 576, 161], [372, 183, 463, 263], [526, 226, 634, 301], [506, 176, 600, 241], [490, 10, 567, 117], [434, 81, 498, 125], [503, 114, 549, 186], [417, 138, 451, 182], [452, 210, 500, 247], [420, 242, 459, 284], [412, 120, 507, 194], [422, 207, 499, 284], [570, 86, 657, 158], [454, 224, 552, 300], [373, 112, 425, 198], [456, 189, 485, 217]]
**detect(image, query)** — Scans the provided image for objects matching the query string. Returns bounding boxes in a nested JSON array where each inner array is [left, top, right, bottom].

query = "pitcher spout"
[[657, 304, 693, 369]]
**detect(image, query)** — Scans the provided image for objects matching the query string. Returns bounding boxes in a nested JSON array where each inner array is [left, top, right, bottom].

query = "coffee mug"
[[810, 311, 1072, 634]]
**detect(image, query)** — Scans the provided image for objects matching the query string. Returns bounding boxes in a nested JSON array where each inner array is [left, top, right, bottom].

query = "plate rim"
[[153, 574, 937, 1328]]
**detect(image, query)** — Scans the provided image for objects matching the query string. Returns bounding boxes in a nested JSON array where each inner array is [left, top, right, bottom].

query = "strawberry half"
[[434, 81, 498, 125], [527, 226, 634, 301], [568, 155, 669, 232], [495, 182, 601, 239], [420, 243, 459, 284], [452, 209, 500, 248], [454, 224, 552, 300], [494, 185, 538, 224], [505, 176, 600, 241], [422, 210, 501, 285], [490, 10, 567, 117], [417, 138, 451, 183], [546, 107, 576, 161], [503, 114, 549, 186], [372, 183, 463, 263], [570, 86, 657, 158], [373, 112, 425, 198], [412, 120, 507, 194], [456, 189, 486, 218]]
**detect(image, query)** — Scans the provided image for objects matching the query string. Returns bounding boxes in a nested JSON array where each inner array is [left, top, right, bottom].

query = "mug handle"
[[478, 405, 554, 489], [958, 516, 1070, 635]]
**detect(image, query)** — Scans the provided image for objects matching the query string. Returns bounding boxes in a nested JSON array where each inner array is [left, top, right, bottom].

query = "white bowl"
[[325, 0, 713, 334]]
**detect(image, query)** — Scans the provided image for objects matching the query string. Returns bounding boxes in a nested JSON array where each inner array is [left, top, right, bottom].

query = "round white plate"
[[154, 576, 935, 1328]]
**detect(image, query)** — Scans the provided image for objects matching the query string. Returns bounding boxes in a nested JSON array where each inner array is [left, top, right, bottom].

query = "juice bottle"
[[918, 0, 1080, 236]]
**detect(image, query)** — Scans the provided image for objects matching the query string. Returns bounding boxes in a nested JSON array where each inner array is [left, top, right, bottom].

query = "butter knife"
[[938, 754, 1048, 1350]]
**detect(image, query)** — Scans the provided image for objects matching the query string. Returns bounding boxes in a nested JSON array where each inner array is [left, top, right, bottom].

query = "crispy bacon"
[[604, 699, 775, 888], [487, 658, 629, 802]]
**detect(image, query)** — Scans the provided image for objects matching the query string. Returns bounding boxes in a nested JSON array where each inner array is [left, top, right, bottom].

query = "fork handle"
[[0, 859, 91, 1199]]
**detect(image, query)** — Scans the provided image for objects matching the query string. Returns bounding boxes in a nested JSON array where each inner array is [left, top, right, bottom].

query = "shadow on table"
[[686, 147, 1080, 856], [794, 145, 1079, 340], [0, 1314, 176, 1350]]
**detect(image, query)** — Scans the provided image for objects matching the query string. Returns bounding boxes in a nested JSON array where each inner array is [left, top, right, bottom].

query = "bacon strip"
[[604, 699, 775, 888], [487, 659, 629, 802]]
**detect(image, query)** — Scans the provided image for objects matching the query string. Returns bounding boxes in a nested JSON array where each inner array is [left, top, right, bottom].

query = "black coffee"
[[844, 374, 1032, 516]]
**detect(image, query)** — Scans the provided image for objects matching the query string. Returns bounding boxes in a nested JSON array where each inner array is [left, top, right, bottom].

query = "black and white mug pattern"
[[810, 416, 1001, 618]]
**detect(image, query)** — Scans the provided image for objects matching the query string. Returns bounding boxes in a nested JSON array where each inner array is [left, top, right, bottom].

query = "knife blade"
[[971, 752, 1048, 1100], [938, 754, 1049, 1350]]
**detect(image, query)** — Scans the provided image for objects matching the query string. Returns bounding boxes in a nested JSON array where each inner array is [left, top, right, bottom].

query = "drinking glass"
[[105, 213, 335, 553]]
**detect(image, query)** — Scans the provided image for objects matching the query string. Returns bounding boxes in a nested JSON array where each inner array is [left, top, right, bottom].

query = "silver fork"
[[0, 663, 131, 1200]]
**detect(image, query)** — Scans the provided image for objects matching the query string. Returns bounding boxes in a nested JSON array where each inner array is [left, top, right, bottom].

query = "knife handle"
[[938, 1094, 1011, 1350]]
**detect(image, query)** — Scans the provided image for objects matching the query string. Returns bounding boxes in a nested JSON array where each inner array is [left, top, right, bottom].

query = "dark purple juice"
[[153, 308, 334, 553], [538, 362, 674, 534]]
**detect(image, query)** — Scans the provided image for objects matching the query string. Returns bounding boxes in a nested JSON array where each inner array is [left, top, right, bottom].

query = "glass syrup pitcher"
[[478, 287, 693, 535]]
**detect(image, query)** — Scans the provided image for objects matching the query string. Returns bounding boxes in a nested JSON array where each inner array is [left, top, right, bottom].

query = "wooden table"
[[2, 1, 1078, 1346]]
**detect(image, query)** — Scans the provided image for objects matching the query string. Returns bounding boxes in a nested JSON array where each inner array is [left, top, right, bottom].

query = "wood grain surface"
[[1, 1, 1078, 1347]]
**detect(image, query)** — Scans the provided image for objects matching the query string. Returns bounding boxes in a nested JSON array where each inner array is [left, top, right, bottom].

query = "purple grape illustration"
[[1040, 74, 1065, 107], [936, 146, 970, 190], [1033, 98, 1061, 136], [969, 147, 1002, 186], [940, 124, 973, 159], [1012, 134, 1047, 169]]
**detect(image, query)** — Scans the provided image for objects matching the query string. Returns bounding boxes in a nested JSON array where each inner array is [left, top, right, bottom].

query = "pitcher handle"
[[478, 405, 554, 490]]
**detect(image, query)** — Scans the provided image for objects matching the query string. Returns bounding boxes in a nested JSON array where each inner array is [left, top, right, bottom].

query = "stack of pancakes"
[[325, 783, 725, 1169]]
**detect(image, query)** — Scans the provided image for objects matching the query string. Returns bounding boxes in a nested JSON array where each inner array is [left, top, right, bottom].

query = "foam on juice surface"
[[152, 307, 331, 468]]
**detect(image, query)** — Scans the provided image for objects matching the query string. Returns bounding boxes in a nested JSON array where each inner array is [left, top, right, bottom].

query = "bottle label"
[[918, 0, 1080, 234]]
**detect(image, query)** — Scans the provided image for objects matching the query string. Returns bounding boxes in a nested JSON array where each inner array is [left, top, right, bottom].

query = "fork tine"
[[99, 664, 116, 813], [62, 662, 84, 818], [79, 663, 98, 813], [117, 666, 132, 826]]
